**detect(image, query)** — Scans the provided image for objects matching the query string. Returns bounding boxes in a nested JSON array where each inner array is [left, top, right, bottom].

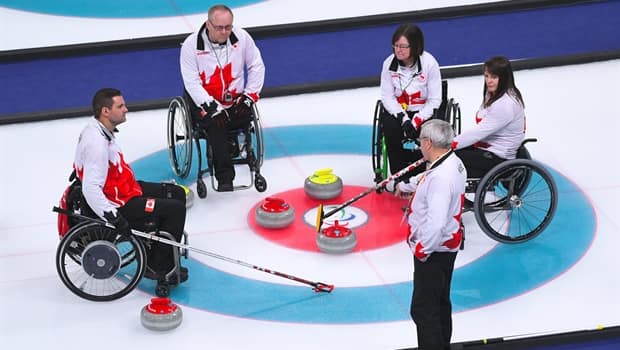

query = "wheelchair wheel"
[[445, 98, 462, 135], [372, 101, 388, 185], [196, 177, 207, 199], [464, 144, 531, 210], [56, 222, 147, 301], [167, 97, 193, 178], [255, 173, 267, 192], [250, 104, 265, 170], [473, 159, 557, 243]]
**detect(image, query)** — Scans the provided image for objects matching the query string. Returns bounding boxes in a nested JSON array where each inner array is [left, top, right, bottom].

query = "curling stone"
[[317, 220, 357, 254], [255, 197, 295, 229], [140, 297, 183, 331], [178, 184, 194, 209], [304, 168, 343, 200]]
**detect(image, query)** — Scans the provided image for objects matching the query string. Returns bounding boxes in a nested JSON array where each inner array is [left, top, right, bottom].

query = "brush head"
[[314, 204, 324, 232], [313, 282, 335, 293]]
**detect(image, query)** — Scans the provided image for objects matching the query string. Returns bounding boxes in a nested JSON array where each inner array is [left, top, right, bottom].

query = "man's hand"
[[232, 94, 254, 120], [200, 101, 218, 118], [103, 211, 132, 238], [201, 101, 229, 127]]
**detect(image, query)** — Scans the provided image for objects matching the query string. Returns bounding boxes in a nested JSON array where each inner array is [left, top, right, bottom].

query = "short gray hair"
[[419, 119, 454, 149]]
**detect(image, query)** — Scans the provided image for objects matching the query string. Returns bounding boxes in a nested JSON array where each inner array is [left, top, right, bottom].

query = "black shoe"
[[463, 200, 473, 212], [217, 181, 233, 192], [180, 266, 188, 283]]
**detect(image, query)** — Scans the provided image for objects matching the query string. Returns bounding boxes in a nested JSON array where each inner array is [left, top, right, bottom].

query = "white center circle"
[[303, 205, 368, 228]]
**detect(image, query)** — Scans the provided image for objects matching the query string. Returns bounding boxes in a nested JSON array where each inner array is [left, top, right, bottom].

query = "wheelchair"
[[463, 138, 558, 243], [372, 80, 462, 184], [167, 95, 267, 199], [55, 179, 188, 301], [371, 82, 558, 244]]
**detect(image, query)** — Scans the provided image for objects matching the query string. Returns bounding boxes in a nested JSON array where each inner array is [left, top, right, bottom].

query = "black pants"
[[411, 251, 457, 350], [455, 146, 506, 179], [186, 92, 252, 183], [380, 110, 425, 179], [118, 181, 186, 275]]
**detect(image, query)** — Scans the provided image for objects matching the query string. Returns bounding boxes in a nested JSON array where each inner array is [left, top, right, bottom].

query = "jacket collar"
[[427, 149, 453, 172], [389, 54, 422, 75]]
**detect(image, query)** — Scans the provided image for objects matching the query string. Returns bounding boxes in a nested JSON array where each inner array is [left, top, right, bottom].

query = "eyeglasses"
[[209, 20, 233, 32], [392, 44, 411, 50]]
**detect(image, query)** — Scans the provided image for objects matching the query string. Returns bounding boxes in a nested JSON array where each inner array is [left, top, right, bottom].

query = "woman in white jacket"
[[379, 24, 442, 178], [452, 56, 526, 178]]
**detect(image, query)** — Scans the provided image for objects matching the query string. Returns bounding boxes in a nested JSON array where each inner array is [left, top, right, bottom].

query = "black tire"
[[255, 173, 267, 192], [197, 178, 207, 199], [167, 97, 193, 178], [445, 98, 462, 135], [372, 101, 387, 185], [250, 104, 265, 170], [473, 159, 557, 243], [56, 222, 146, 301]]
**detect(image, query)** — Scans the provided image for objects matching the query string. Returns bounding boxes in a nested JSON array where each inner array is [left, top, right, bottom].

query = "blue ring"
[[0, 0, 262, 18], [131, 124, 595, 323]]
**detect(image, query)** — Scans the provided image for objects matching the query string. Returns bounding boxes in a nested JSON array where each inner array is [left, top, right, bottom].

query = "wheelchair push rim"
[[56, 222, 147, 301], [167, 97, 193, 179], [473, 159, 558, 243], [371, 101, 388, 183]]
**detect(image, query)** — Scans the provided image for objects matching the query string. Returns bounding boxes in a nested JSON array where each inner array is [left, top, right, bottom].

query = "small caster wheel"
[[155, 282, 170, 297], [197, 178, 207, 199], [255, 174, 267, 192]]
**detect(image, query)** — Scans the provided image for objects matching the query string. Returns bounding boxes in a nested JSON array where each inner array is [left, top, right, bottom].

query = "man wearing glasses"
[[395, 119, 466, 350], [180, 4, 265, 192]]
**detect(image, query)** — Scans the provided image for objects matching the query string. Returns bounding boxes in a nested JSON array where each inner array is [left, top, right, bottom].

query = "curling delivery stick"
[[53, 207, 334, 293], [314, 157, 426, 232]]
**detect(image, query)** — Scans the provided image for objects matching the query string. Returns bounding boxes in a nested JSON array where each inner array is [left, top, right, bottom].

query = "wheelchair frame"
[[167, 96, 267, 199], [54, 207, 334, 301], [371, 81, 558, 244], [372, 80, 462, 184], [463, 138, 558, 243], [54, 207, 190, 301]]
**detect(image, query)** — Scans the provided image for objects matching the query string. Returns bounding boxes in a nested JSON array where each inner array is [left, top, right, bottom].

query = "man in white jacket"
[[395, 119, 466, 350], [180, 4, 265, 191]]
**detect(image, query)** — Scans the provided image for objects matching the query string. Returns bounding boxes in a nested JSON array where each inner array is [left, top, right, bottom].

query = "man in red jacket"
[[74, 87, 188, 296]]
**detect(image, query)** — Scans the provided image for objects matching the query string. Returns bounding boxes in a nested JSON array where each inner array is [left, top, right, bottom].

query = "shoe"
[[217, 181, 233, 192], [463, 200, 473, 212], [180, 266, 188, 283]]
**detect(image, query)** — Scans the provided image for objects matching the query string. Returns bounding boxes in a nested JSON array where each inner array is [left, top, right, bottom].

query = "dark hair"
[[391, 24, 425, 64], [92, 88, 122, 118], [483, 56, 524, 108]]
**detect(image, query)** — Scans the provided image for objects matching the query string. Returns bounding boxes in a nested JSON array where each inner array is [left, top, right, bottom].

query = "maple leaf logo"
[[199, 63, 238, 103]]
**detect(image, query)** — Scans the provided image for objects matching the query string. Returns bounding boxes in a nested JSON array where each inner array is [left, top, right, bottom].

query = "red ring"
[[248, 186, 409, 252]]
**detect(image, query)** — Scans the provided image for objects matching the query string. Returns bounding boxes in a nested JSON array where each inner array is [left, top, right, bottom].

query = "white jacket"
[[180, 23, 265, 110], [399, 151, 466, 261], [73, 119, 142, 219], [453, 91, 525, 159], [380, 51, 442, 122]]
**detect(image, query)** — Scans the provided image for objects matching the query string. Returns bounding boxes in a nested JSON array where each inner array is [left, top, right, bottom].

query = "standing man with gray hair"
[[395, 119, 466, 349]]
